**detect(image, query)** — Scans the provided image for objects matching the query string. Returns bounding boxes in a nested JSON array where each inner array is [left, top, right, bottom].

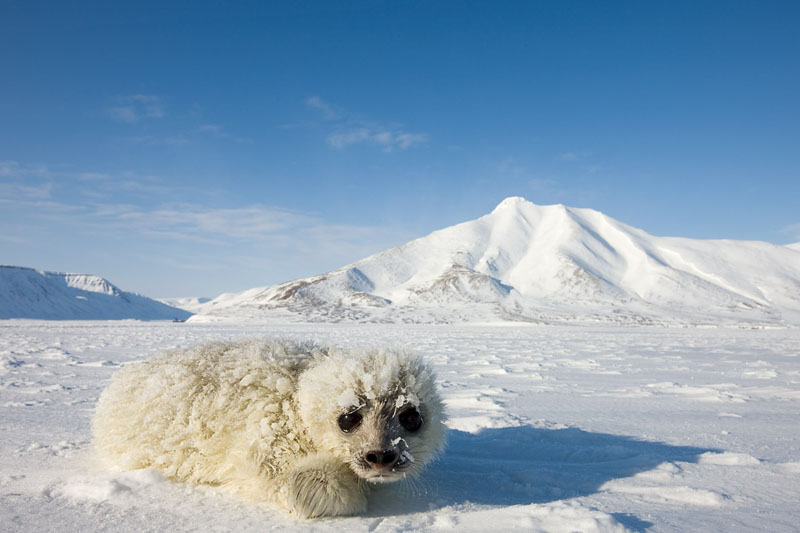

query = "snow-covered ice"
[[1, 320, 799, 531]]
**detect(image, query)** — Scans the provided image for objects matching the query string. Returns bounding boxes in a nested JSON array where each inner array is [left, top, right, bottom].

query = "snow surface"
[[0, 266, 192, 321], [190, 198, 800, 327], [2, 320, 799, 532]]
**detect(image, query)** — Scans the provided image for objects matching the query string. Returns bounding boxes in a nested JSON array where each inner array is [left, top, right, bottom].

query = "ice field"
[[1, 320, 799, 531]]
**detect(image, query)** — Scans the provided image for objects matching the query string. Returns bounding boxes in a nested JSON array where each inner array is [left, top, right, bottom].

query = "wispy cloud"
[[77, 172, 113, 181], [121, 134, 192, 146], [557, 151, 588, 161], [195, 123, 252, 144], [108, 94, 165, 123], [2, 158, 414, 293], [328, 129, 428, 151], [60, 198, 410, 269], [0, 160, 50, 178], [0, 160, 56, 201], [528, 178, 568, 199], [305, 96, 340, 120], [197, 124, 224, 135], [780, 223, 800, 242], [100, 203, 310, 243], [0, 181, 53, 200], [85, 201, 409, 260], [0, 161, 176, 207], [494, 157, 581, 204], [306, 96, 428, 153]]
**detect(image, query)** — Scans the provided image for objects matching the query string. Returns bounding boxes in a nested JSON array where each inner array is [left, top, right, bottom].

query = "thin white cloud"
[[0, 181, 53, 200], [529, 178, 568, 199], [557, 151, 591, 161], [495, 158, 570, 201], [122, 134, 193, 146], [780, 223, 800, 242], [80, 201, 412, 268], [0, 160, 50, 178], [197, 124, 224, 135], [107, 204, 310, 242], [327, 128, 370, 148], [165, 136, 190, 146], [194, 124, 251, 144], [108, 94, 165, 123], [306, 96, 428, 152], [305, 96, 340, 120], [1, 159, 414, 292], [497, 157, 526, 176], [328, 129, 428, 152], [77, 172, 113, 181], [108, 106, 139, 123]]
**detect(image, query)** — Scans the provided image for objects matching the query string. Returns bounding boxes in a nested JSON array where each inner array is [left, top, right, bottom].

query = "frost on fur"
[[92, 339, 446, 518]]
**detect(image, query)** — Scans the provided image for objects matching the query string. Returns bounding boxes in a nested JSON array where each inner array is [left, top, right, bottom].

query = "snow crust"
[[0, 266, 191, 320], [190, 198, 800, 326], [2, 320, 799, 531]]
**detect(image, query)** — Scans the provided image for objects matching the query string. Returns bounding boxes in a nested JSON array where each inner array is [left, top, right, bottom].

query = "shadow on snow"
[[368, 425, 717, 520]]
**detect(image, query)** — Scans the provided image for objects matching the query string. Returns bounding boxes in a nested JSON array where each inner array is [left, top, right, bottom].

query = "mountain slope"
[[191, 198, 800, 325], [0, 266, 192, 320]]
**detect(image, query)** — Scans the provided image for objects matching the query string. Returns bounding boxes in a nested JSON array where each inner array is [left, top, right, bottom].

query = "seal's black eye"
[[337, 411, 363, 433], [398, 407, 423, 432]]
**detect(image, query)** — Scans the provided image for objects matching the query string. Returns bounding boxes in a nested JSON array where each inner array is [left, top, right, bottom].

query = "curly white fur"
[[92, 339, 446, 518]]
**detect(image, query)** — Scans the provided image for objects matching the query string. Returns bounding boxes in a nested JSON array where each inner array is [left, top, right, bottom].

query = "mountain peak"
[[189, 200, 800, 326], [492, 196, 531, 212], [491, 197, 571, 218]]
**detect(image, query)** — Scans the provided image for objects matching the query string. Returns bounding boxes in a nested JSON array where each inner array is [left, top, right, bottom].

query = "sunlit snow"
[[189, 198, 800, 327], [2, 320, 798, 532]]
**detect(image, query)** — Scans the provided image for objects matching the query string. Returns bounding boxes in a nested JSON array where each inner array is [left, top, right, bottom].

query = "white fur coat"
[[93, 339, 445, 517]]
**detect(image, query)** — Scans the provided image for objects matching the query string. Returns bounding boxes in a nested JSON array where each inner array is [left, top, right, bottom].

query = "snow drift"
[[0, 266, 191, 320], [190, 197, 800, 326]]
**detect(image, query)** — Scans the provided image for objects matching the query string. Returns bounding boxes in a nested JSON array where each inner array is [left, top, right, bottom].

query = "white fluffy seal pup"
[[92, 339, 446, 518]]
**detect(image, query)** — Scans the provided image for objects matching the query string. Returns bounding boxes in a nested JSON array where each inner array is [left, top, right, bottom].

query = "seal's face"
[[296, 347, 446, 484], [334, 398, 429, 483]]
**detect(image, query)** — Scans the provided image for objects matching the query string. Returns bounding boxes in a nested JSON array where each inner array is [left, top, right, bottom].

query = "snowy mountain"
[[190, 197, 800, 326], [0, 266, 192, 320], [157, 296, 212, 314]]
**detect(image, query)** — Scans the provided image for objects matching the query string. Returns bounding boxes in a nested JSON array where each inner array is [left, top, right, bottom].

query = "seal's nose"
[[365, 449, 397, 467]]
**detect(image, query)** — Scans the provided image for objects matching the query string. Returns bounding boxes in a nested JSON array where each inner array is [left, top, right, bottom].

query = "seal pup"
[[92, 339, 446, 518]]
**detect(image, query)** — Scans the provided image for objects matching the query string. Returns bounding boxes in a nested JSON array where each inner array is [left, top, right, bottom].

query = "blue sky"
[[2, 1, 799, 297]]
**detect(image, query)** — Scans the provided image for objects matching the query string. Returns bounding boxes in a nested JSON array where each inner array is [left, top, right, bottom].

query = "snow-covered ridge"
[[191, 198, 800, 326], [0, 266, 192, 320], [157, 296, 212, 314]]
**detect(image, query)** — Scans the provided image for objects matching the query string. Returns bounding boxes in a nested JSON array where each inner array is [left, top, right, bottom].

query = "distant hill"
[[190, 197, 800, 326], [157, 296, 212, 314], [0, 266, 192, 320]]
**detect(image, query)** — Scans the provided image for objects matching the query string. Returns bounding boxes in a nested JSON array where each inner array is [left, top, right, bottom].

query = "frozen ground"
[[1, 321, 799, 532]]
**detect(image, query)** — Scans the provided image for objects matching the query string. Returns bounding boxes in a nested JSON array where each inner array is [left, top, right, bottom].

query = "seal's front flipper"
[[288, 454, 367, 518]]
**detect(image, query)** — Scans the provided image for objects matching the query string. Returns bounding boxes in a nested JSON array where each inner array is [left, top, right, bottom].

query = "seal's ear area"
[[296, 352, 358, 450]]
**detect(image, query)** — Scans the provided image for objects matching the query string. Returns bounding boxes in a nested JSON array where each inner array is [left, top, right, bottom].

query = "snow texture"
[[2, 320, 799, 531], [0, 266, 191, 320], [189, 197, 800, 326]]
